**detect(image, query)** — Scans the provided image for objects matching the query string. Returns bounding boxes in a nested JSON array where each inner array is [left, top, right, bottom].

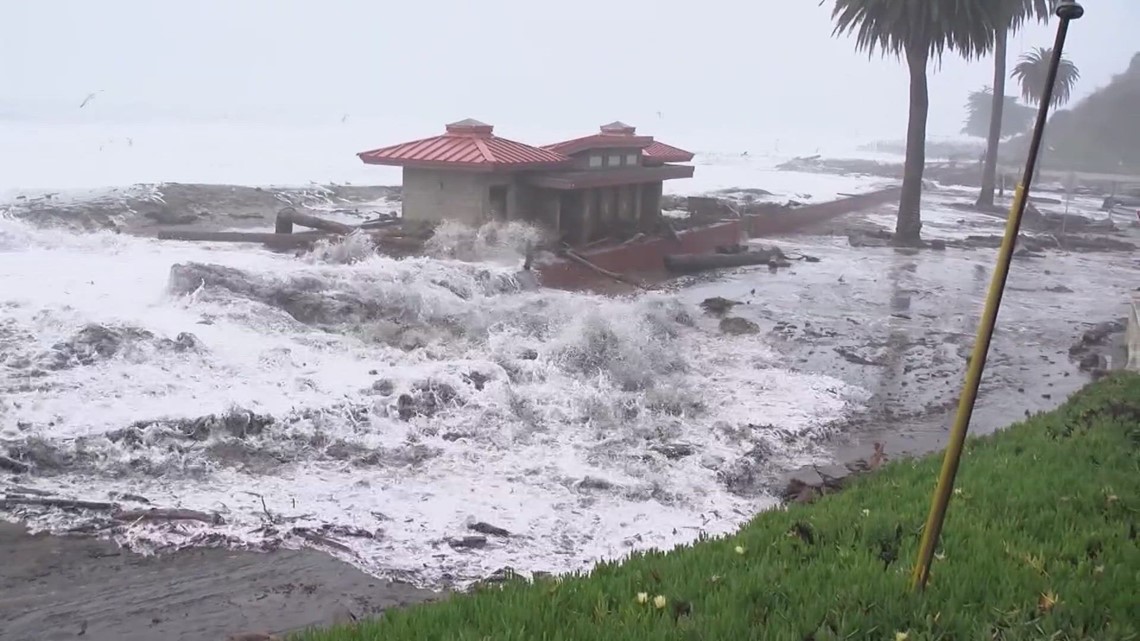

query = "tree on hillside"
[[1012, 46, 1081, 108], [829, 0, 1000, 245], [1000, 52, 1138, 175], [976, 0, 1052, 208], [961, 87, 1036, 140]]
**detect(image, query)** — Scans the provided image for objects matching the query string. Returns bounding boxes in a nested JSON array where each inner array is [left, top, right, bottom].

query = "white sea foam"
[[0, 212, 868, 587]]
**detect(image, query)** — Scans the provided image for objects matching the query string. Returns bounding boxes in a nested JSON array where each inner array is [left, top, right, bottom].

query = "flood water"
[[677, 189, 1139, 462], [0, 198, 866, 588], [1, 176, 1136, 590]]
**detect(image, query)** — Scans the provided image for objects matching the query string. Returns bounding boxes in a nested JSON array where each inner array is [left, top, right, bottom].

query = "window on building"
[[626, 153, 639, 166], [607, 154, 622, 167], [588, 154, 603, 168]]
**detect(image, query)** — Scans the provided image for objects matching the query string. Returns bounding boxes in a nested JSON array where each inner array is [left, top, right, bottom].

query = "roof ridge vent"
[[600, 121, 636, 135], [446, 118, 494, 137]]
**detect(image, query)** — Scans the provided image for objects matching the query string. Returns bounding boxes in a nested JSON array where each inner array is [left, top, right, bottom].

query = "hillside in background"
[[1003, 52, 1140, 175]]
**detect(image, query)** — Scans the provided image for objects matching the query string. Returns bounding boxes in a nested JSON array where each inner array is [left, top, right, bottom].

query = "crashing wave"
[[424, 219, 549, 264], [0, 214, 867, 588]]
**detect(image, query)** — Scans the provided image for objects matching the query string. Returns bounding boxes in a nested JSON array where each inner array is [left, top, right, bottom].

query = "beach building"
[[357, 119, 694, 245]]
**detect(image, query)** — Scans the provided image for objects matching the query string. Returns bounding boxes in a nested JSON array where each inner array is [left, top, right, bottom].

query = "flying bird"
[[79, 90, 104, 108]]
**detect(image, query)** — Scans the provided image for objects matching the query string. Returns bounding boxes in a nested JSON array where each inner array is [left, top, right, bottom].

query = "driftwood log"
[[292, 527, 354, 554], [154, 207, 437, 257], [274, 207, 355, 235], [1, 494, 227, 525], [113, 507, 223, 525], [664, 248, 786, 275], [157, 229, 425, 253], [562, 248, 646, 289], [0, 454, 30, 473], [359, 216, 402, 230], [0, 496, 117, 510], [157, 230, 330, 249]]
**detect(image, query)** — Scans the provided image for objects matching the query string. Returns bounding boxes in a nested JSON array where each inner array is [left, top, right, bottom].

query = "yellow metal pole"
[[910, 1, 1085, 591]]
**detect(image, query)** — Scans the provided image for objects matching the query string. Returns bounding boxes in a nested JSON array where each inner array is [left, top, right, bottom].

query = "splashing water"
[[424, 219, 549, 265], [305, 230, 378, 265], [0, 213, 868, 587]]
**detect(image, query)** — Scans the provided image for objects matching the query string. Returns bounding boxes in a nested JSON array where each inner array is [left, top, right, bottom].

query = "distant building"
[[357, 119, 694, 245]]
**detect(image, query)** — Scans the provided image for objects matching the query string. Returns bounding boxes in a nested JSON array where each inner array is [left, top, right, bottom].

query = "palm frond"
[[1001, 0, 1054, 32], [830, 0, 1001, 61]]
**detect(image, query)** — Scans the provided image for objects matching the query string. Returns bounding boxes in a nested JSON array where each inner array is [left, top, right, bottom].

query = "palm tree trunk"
[[977, 29, 1008, 209], [896, 45, 929, 246]]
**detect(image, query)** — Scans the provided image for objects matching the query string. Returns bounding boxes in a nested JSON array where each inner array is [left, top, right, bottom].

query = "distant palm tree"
[[961, 86, 1035, 140], [1012, 47, 1080, 178], [1012, 46, 1081, 108], [976, 0, 1052, 208], [830, 0, 1000, 245]]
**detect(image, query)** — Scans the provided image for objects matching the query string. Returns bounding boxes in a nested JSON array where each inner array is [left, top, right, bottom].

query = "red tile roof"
[[544, 122, 654, 156], [642, 140, 695, 163], [358, 119, 570, 171]]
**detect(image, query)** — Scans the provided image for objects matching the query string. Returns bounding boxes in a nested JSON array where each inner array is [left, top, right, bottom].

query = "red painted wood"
[[535, 186, 901, 291]]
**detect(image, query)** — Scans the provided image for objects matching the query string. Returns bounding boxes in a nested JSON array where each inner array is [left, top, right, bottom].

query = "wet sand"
[[0, 522, 436, 641]]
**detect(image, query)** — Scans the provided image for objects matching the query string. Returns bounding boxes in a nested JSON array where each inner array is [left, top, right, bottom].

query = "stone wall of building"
[[402, 169, 516, 225]]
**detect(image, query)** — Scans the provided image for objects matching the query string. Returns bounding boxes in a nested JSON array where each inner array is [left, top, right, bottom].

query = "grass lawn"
[[296, 373, 1140, 641]]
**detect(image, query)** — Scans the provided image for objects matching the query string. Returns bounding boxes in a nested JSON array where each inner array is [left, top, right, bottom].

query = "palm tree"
[[1012, 47, 1080, 177], [830, 0, 1000, 245], [1012, 46, 1081, 108], [1006, 52, 1138, 174], [976, 0, 1052, 209]]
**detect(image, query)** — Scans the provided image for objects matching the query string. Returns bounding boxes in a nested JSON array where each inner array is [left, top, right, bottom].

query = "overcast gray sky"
[[2, 0, 1136, 145]]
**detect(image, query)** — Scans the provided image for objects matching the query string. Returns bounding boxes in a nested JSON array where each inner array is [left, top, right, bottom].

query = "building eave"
[[644, 152, 696, 163], [523, 164, 694, 190], [543, 135, 655, 156], [357, 153, 570, 172], [642, 141, 696, 163]]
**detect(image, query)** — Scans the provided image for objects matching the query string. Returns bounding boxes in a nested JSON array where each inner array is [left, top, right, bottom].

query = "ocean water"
[[0, 119, 898, 201], [0, 119, 879, 587]]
